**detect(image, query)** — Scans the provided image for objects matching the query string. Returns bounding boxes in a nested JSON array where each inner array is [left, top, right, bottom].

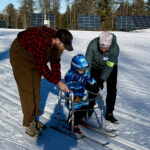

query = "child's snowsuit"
[[65, 54, 96, 126]]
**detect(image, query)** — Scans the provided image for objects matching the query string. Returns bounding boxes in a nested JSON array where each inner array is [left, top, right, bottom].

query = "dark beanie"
[[56, 29, 73, 51]]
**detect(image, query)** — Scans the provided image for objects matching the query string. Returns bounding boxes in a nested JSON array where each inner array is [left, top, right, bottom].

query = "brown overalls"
[[10, 39, 41, 126]]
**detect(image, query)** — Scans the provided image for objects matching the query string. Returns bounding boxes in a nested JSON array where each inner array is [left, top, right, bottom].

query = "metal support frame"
[[54, 90, 104, 130], [51, 90, 118, 139]]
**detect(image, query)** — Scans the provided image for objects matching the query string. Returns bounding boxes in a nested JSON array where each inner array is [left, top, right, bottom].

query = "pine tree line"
[[0, 0, 150, 30]]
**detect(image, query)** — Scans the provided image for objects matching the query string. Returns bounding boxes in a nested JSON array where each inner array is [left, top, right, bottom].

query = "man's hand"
[[57, 81, 69, 93]]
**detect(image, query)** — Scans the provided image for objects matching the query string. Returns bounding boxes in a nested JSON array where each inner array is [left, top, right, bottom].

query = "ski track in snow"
[[1, 82, 150, 127], [118, 81, 150, 96], [0, 78, 150, 150], [0, 29, 150, 150]]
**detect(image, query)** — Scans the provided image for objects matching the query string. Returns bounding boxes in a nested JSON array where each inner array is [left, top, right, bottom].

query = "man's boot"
[[26, 120, 42, 137], [105, 112, 119, 124]]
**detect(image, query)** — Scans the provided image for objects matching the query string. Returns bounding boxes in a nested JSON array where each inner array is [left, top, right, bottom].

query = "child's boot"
[[79, 119, 88, 127], [74, 126, 83, 134]]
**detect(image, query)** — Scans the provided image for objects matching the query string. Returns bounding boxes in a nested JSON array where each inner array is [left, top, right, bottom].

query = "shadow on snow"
[[36, 78, 77, 150], [0, 49, 9, 61]]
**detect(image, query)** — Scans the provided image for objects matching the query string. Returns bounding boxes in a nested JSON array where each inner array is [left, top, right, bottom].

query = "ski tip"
[[103, 141, 109, 146]]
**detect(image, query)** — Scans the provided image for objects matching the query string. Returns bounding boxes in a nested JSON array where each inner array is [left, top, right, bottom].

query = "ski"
[[87, 123, 118, 137], [54, 117, 118, 137], [50, 124, 109, 146], [88, 122, 117, 132], [50, 124, 84, 139], [61, 124, 109, 146], [51, 119, 109, 146], [82, 135, 109, 146]]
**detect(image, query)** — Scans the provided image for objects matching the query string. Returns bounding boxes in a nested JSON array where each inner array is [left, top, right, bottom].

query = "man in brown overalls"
[[10, 26, 73, 137]]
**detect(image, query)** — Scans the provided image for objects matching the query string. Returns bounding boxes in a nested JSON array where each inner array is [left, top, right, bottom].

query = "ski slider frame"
[[50, 90, 109, 146]]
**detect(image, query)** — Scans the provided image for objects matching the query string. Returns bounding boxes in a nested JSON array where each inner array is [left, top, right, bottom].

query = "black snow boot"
[[105, 113, 119, 124]]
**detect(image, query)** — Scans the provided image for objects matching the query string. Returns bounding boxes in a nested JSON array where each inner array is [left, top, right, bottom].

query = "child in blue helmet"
[[65, 54, 96, 134]]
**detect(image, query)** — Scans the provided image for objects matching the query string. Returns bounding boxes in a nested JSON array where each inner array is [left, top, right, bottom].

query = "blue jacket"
[[65, 68, 96, 109]]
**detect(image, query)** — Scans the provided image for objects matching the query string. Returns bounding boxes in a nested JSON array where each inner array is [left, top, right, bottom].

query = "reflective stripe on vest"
[[106, 61, 114, 67]]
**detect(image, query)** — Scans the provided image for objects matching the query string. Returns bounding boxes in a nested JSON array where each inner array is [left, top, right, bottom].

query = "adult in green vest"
[[86, 31, 120, 124]]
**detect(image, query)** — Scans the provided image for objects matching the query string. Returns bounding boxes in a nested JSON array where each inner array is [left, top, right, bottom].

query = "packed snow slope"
[[0, 28, 150, 150]]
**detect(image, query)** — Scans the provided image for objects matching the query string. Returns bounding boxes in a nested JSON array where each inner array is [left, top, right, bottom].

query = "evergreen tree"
[[70, 0, 78, 29], [38, 0, 53, 13], [61, 5, 71, 29], [0, 13, 5, 19], [38, 0, 60, 29], [76, 0, 95, 15], [5, 3, 17, 28], [116, 0, 131, 16], [52, 0, 60, 29], [95, 0, 114, 30], [132, 0, 146, 15], [145, 0, 150, 14], [70, 0, 95, 29], [60, 11, 68, 29], [18, 0, 36, 28], [65, 0, 72, 29], [17, 6, 25, 29]]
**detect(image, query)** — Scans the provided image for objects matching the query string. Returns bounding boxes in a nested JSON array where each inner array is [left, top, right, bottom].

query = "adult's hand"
[[57, 80, 69, 93]]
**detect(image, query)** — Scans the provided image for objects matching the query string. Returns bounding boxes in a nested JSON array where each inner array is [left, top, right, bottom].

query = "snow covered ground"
[[0, 28, 150, 150]]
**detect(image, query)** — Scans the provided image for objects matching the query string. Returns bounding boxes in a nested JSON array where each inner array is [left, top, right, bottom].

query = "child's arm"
[[85, 70, 96, 85], [65, 71, 80, 90]]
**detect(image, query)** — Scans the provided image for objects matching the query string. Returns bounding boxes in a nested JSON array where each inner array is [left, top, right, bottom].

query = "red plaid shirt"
[[18, 26, 61, 84]]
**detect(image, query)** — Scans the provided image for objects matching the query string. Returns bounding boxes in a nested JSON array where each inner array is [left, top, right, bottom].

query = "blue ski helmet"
[[71, 54, 88, 71]]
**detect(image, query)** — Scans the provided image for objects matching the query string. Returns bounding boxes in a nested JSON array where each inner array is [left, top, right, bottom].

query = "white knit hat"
[[99, 31, 113, 48]]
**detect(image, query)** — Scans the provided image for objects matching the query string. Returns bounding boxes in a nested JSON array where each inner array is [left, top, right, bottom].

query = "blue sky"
[[0, 0, 72, 13], [0, 0, 148, 14]]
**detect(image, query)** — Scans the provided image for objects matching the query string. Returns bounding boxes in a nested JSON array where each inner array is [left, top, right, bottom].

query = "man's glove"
[[98, 79, 104, 90]]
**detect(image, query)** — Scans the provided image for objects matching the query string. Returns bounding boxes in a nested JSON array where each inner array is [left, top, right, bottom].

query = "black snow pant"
[[74, 106, 88, 126], [86, 65, 118, 117], [68, 105, 88, 126]]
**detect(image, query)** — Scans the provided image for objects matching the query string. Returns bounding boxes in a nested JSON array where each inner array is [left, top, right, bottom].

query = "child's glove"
[[74, 96, 82, 103]]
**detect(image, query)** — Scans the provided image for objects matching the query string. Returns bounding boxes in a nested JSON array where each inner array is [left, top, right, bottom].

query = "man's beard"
[[51, 43, 63, 59]]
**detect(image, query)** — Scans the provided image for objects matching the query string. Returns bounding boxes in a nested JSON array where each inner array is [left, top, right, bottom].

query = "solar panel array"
[[131, 16, 150, 28], [78, 15, 100, 30], [115, 16, 150, 31], [115, 16, 135, 30], [30, 13, 55, 27], [0, 20, 8, 28]]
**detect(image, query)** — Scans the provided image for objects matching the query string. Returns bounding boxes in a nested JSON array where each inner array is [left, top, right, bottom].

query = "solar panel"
[[78, 15, 100, 30], [0, 20, 8, 28], [131, 16, 150, 28], [115, 16, 135, 31], [30, 13, 55, 28], [148, 16, 150, 21], [115, 16, 150, 31]]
